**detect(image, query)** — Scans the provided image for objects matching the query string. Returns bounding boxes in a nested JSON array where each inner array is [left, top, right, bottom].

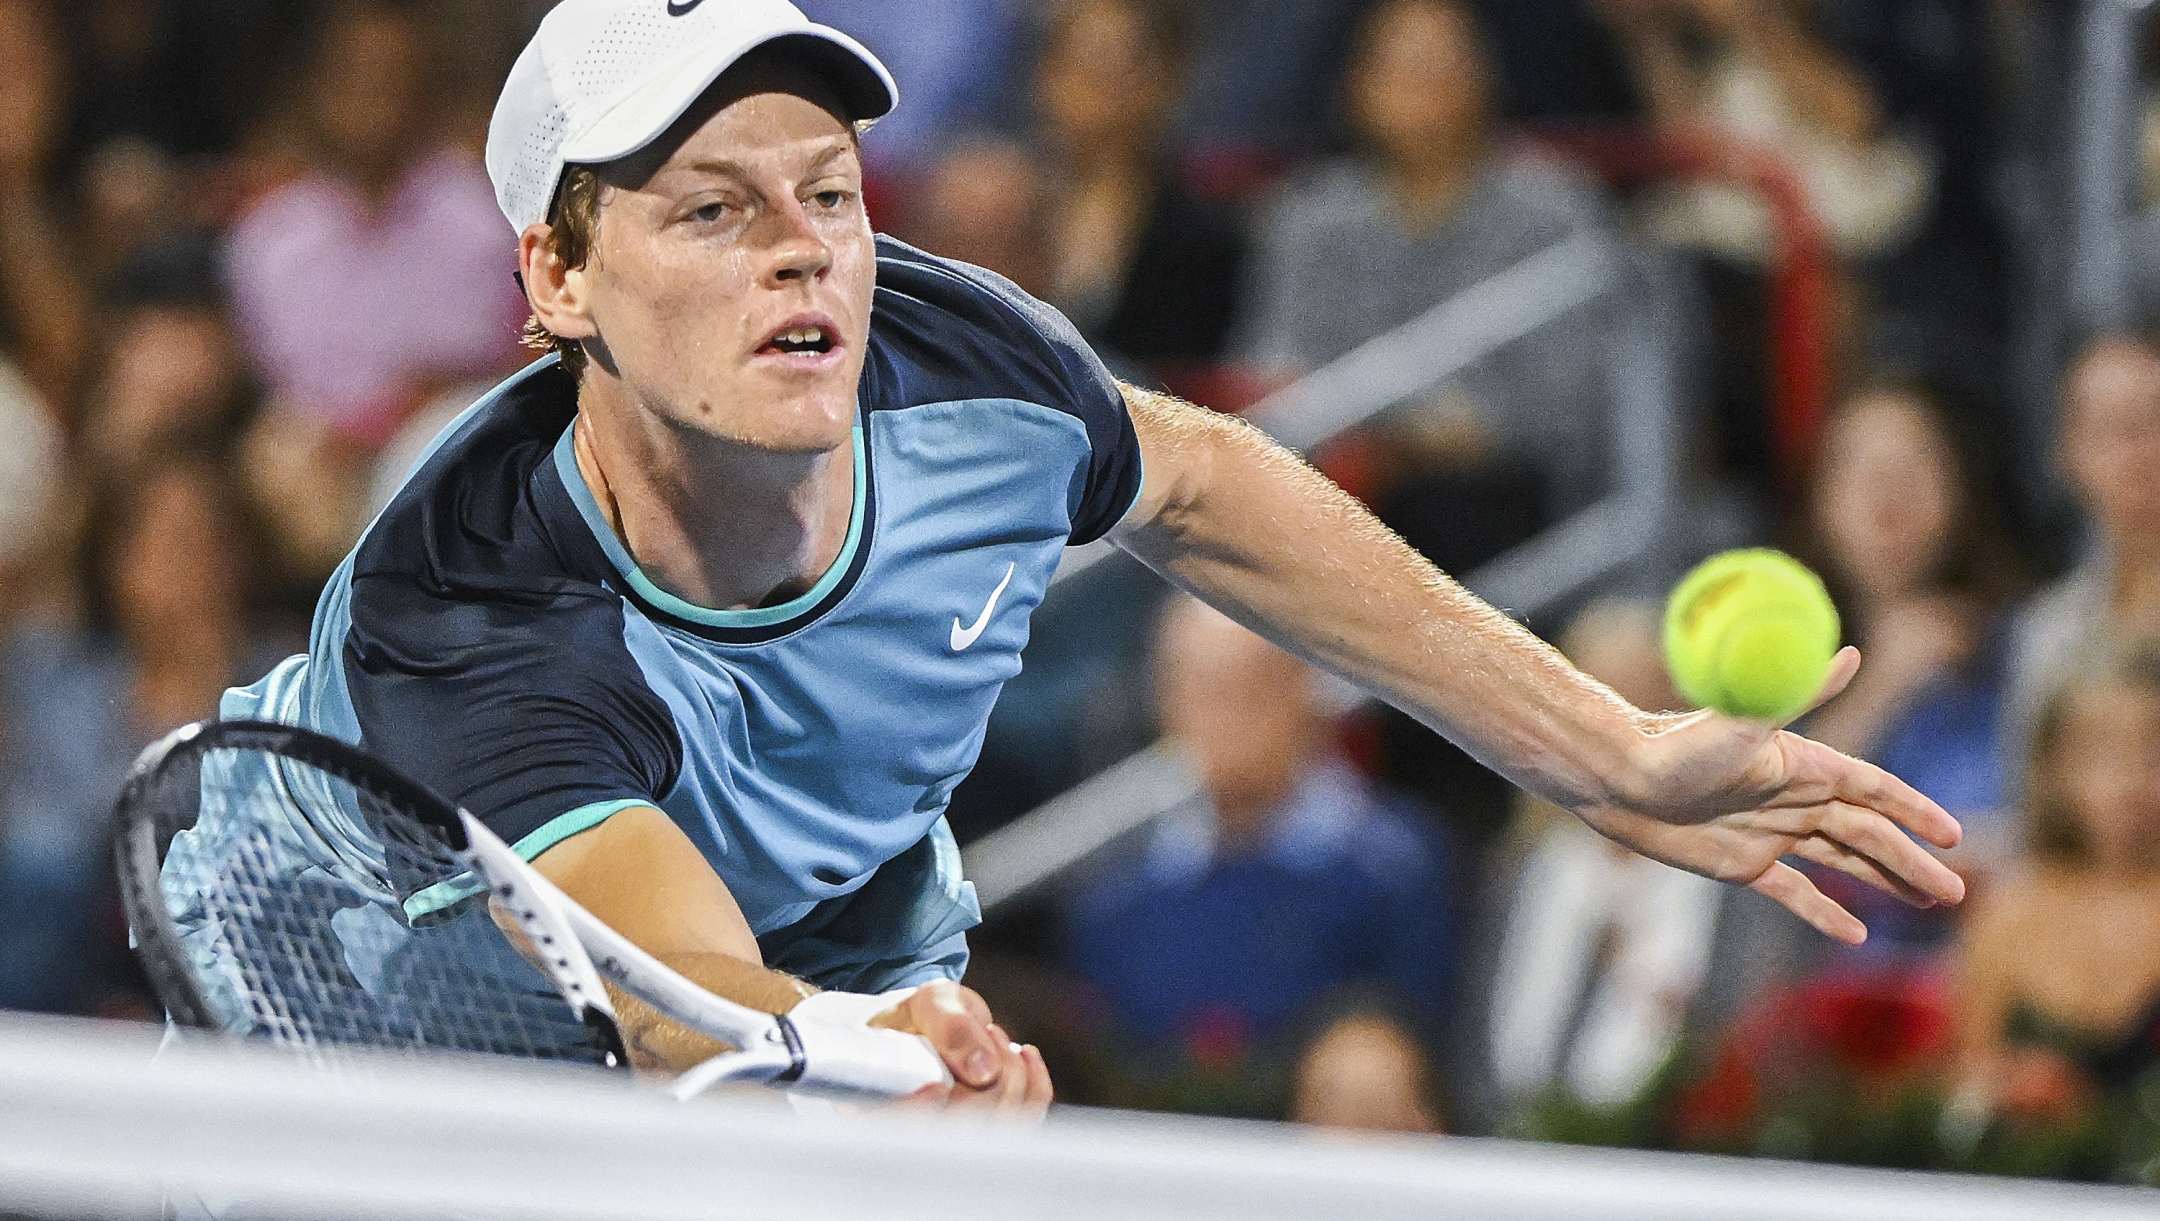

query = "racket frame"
[[114, 719, 948, 1099]]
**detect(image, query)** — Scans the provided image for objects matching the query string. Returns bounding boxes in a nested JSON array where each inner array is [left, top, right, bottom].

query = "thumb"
[[914, 991, 1000, 1089], [1782, 645, 1860, 728]]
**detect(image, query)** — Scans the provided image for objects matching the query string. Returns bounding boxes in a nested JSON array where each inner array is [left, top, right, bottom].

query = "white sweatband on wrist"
[[788, 986, 918, 1029]]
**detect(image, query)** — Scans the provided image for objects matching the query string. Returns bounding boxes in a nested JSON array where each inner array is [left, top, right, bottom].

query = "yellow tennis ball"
[[1662, 549, 1841, 721]]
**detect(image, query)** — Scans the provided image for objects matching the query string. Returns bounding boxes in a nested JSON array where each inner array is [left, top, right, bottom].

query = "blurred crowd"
[[0, 0, 2157, 1186]]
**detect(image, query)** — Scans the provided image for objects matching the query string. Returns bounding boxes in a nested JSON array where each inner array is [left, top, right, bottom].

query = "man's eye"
[[813, 190, 849, 209], [690, 202, 729, 222]]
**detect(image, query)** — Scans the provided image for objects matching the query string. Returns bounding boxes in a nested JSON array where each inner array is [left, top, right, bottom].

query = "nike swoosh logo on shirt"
[[950, 563, 1016, 652], [665, 0, 705, 15]]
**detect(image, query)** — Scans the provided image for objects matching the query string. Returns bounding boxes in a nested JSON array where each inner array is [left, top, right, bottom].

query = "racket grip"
[[787, 1019, 952, 1100]]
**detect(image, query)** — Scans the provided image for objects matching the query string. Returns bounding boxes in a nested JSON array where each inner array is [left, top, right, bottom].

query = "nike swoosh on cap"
[[950, 563, 1017, 652], [666, 0, 706, 15]]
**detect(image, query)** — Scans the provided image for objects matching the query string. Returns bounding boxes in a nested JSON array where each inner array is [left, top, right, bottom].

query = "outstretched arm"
[[1108, 385, 1964, 942]]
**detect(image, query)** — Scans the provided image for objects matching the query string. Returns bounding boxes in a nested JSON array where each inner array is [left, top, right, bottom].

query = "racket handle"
[[787, 1019, 952, 1101]]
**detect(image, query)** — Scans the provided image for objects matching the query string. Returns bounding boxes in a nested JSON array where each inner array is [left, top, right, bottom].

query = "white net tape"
[[0, 1013, 2150, 1221]]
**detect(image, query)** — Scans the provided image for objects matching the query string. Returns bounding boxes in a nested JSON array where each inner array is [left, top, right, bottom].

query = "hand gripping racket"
[[113, 719, 949, 1101]]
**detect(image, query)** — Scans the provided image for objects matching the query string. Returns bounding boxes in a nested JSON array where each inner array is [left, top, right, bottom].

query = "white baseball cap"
[[486, 0, 898, 234]]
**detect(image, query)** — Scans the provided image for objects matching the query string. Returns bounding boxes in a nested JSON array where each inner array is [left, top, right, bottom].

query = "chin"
[[701, 387, 859, 454]]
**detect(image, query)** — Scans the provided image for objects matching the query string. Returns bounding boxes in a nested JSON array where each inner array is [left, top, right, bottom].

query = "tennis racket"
[[113, 719, 949, 1101]]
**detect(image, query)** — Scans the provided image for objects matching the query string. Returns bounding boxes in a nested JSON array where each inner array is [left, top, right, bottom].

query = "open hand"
[[870, 980, 1053, 1119], [1578, 646, 1965, 944]]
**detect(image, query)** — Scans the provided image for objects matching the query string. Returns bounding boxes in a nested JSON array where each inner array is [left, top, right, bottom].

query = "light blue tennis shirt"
[[215, 237, 1145, 993]]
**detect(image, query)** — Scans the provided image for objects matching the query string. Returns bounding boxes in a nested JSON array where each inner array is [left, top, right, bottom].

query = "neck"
[[572, 380, 855, 612], [131, 636, 233, 739], [2112, 543, 2160, 618], [1381, 137, 1487, 231], [1066, 137, 1151, 183], [1206, 763, 1310, 852]]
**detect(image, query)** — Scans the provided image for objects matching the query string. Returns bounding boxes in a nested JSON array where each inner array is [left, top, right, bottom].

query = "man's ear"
[[519, 223, 599, 343]]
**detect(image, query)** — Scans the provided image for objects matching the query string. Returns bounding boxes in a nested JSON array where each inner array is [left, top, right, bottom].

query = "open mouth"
[[760, 324, 837, 357]]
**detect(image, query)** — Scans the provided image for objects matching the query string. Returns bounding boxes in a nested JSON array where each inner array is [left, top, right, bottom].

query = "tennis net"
[[0, 1011, 2149, 1221]]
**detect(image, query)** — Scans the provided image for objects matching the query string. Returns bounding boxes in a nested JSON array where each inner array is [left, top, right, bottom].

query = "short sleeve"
[[341, 572, 683, 853], [869, 238, 1145, 544]]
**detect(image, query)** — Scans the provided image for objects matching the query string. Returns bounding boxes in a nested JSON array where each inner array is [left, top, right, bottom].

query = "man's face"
[[1350, 1, 1490, 164], [574, 79, 875, 454], [2064, 342, 2160, 558]]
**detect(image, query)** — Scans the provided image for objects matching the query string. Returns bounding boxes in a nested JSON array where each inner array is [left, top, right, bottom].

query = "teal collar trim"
[[550, 419, 868, 629], [401, 799, 646, 923]]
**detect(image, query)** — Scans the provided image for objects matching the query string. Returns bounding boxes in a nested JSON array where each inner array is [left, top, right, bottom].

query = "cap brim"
[[559, 25, 896, 168]]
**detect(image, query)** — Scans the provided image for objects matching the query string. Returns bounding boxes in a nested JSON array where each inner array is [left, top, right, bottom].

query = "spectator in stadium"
[[792, 0, 1023, 184], [80, 241, 256, 475], [899, 137, 1051, 300], [1948, 648, 2160, 1144], [62, 0, 309, 162], [1480, 600, 1730, 1128], [1174, 0, 1367, 160], [0, 0, 92, 419], [2004, 337, 2160, 799], [1288, 998, 1445, 1133], [1804, 382, 2023, 870], [1057, 595, 1453, 1070], [0, 355, 63, 632], [223, 0, 528, 585], [1235, 0, 1619, 847], [1590, 0, 1930, 491], [1236, 0, 1616, 524], [1031, 0, 1248, 374], [1598, 0, 1931, 266], [0, 455, 256, 1016], [1807, 1, 2008, 411]]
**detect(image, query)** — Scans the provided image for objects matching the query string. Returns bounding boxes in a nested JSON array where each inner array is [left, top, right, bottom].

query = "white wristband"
[[788, 986, 918, 1029]]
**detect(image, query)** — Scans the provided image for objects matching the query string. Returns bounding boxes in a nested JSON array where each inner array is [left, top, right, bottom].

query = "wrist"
[[763, 974, 816, 1014], [1579, 708, 1674, 818]]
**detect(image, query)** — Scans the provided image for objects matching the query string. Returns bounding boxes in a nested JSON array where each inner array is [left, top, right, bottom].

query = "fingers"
[[1786, 832, 1937, 908], [1790, 735, 1963, 852], [880, 983, 1051, 1117], [1751, 860, 1867, 945], [1020, 1042, 1053, 1111], [903, 983, 1002, 1089], [1817, 801, 1966, 906], [1785, 646, 1862, 725], [979, 1026, 1032, 1112], [932, 1026, 1053, 1121]]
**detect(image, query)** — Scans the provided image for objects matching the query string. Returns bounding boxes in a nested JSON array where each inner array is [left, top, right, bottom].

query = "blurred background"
[[1, 0, 2159, 1187]]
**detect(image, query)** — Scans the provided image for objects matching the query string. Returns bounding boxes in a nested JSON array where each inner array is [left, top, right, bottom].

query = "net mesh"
[[122, 740, 605, 1067]]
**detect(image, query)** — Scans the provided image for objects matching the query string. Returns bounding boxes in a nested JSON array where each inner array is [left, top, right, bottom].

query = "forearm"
[[526, 804, 817, 1071], [605, 951, 814, 1073], [1111, 387, 1648, 813]]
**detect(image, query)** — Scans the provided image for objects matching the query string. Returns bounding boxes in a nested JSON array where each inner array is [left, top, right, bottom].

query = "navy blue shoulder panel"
[[865, 236, 1143, 544], [343, 361, 683, 845]]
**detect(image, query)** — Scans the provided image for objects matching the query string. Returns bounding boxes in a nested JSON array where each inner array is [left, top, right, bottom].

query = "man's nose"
[[764, 199, 832, 286]]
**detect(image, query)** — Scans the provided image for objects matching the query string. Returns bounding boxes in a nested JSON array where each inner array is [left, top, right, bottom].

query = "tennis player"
[[212, 0, 1962, 1116]]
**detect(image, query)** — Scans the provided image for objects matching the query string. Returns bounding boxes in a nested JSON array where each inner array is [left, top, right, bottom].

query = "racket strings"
[[149, 747, 609, 1065]]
